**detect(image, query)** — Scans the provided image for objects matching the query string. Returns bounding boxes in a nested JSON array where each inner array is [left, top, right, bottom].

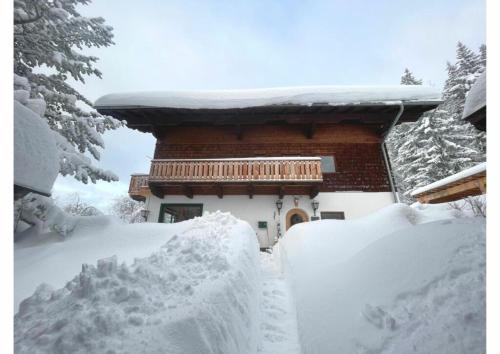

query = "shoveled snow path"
[[258, 251, 301, 354]]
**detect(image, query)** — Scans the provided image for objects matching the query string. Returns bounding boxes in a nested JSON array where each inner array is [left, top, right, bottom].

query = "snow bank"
[[95, 85, 441, 110], [411, 162, 486, 196], [15, 212, 261, 354], [279, 204, 485, 354], [14, 100, 59, 196]]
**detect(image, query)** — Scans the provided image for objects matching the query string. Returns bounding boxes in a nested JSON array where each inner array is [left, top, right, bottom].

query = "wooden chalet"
[[462, 71, 486, 131], [411, 162, 486, 204], [96, 86, 441, 247]]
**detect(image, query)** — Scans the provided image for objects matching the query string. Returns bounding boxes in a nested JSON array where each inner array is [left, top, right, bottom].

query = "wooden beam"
[[306, 122, 316, 139], [183, 185, 194, 199], [217, 185, 224, 199], [236, 124, 243, 140], [247, 184, 254, 199], [278, 186, 285, 199], [309, 185, 319, 199], [149, 185, 164, 199]]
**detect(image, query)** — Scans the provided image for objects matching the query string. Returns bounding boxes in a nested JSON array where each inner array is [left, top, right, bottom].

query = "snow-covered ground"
[[280, 203, 485, 354], [14, 203, 485, 353]]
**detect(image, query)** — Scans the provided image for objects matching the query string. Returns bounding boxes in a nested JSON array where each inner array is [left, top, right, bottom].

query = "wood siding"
[[153, 124, 390, 192]]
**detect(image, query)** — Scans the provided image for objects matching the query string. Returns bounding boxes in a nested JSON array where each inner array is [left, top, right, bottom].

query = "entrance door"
[[285, 208, 309, 230]]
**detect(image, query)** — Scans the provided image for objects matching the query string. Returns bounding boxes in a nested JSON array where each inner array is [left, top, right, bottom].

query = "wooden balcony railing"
[[148, 157, 323, 183], [129, 174, 150, 201]]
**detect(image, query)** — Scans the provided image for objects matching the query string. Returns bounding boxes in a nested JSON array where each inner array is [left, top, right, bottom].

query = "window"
[[158, 204, 203, 223], [320, 156, 335, 173], [321, 211, 345, 220]]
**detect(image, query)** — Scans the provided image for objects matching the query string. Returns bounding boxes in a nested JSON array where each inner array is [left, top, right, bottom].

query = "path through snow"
[[258, 251, 301, 354]]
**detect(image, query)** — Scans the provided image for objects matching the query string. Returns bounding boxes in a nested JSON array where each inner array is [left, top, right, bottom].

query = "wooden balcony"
[[139, 157, 323, 199], [148, 157, 323, 183], [129, 174, 150, 201]]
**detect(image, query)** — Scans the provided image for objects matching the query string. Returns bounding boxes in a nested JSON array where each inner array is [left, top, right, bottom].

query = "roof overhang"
[[95, 86, 442, 136], [96, 101, 441, 136]]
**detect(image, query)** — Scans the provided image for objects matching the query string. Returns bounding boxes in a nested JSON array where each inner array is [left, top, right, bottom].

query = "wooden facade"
[[95, 99, 440, 200]]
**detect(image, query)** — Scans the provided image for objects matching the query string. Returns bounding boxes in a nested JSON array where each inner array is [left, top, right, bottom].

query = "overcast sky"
[[52, 0, 486, 211]]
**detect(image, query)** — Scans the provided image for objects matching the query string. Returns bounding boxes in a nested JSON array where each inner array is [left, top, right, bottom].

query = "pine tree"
[[388, 43, 486, 202], [400, 68, 423, 85], [387, 68, 424, 201], [14, 0, 123, 184]]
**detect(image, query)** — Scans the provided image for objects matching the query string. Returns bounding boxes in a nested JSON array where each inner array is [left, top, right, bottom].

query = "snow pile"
[[411, 162, 486, 196], [14, 100, 59, 196], [462, 70, 486, 119], [279, 203, 485, 354], [15, 212, 261, 354], [95, 85, 441, 110]]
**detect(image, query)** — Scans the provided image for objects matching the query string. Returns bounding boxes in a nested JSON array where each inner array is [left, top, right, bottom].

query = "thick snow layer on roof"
[[279, 203, 485, 353], [95, 85, 442, 110], [463, 71, 486, 119], [14, 101, 59, 196], [411, 162, 486, 196]]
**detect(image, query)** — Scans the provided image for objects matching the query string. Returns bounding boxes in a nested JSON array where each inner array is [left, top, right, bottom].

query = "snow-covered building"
[[462, 70, 486, 131], [95, 86, 441, 247], [411, 162, 486, 204]]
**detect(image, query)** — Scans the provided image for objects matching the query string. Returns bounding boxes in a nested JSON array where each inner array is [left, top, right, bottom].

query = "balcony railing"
[[129, 174, 149, 201], [148, 157, 323, 183]]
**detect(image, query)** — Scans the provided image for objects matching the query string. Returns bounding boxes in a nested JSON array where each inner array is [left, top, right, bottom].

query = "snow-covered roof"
[[411, 162, 486, 197], [462, 71, 486, 119], [95, 85, 442, 110], [14, 101, 59, 196]]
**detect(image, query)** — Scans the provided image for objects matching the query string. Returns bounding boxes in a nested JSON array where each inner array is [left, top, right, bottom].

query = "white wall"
[[145, 192, 394, 248]]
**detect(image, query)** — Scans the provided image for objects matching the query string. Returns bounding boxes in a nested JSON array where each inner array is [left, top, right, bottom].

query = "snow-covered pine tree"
[[400, 68, 423, 85], [387, 68, 424, 202], [389, 43, 486, 202], [14, 0, 123, 184]]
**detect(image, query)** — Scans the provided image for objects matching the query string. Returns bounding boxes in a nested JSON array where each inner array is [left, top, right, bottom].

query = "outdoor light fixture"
[[140, 209, 150, 221], [312, 199, 320, 216], [275, 199, 283, 214]]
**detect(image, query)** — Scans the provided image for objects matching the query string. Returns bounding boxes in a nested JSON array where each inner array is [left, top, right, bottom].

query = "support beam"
[[236, 124, 243, 140], [183, 185, 193, 199], [149, 185, 164, 199], [216, 185, 224, 199], [306, 122, 316, 139], [247, 184, 254, 199], [309, 185, 319, 199], [278, 186, 285, 199]]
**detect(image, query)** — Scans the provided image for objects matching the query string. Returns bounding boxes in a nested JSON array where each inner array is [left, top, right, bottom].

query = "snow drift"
[[279, 203, 485, 354], [14, 212, 261, 354]]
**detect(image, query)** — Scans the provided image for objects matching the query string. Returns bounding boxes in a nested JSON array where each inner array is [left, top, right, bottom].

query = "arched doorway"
[[285, 208, 309, 231]]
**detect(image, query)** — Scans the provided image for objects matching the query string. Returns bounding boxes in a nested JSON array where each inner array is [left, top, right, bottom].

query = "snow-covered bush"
[[15, 193, 79, 239], [60, 194, 103, 217], [109, 195, 145, 223], [449, 195, 486, 217]]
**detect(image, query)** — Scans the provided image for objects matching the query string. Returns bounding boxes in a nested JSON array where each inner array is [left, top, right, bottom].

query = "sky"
[[52, 0, 486, 212]]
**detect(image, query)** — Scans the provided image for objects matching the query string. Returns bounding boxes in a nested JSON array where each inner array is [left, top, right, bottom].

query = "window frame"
[[158, 203, 204, 223]]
